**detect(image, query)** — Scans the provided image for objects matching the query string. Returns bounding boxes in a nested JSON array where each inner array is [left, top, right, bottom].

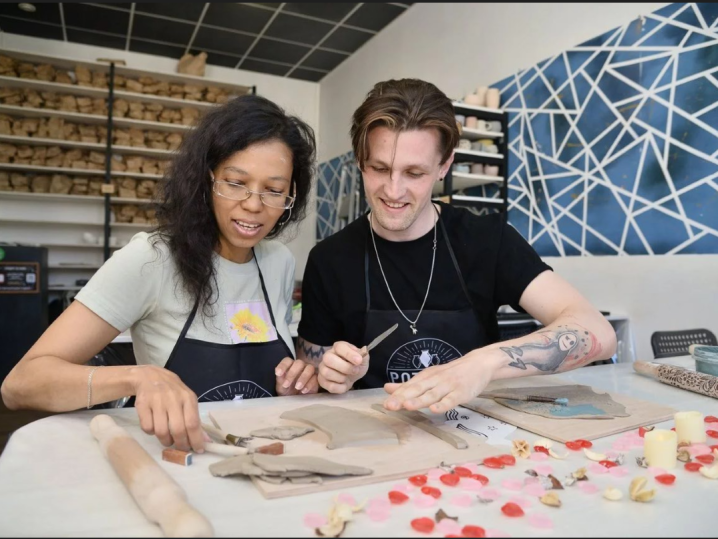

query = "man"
[[297, 78, 616, 414]]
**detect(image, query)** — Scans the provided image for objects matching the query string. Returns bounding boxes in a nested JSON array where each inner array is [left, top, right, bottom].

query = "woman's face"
[[211, 140, 294, 263]]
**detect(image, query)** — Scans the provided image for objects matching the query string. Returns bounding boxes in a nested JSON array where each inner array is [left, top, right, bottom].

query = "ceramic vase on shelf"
[[476, 86, 488, 106], [464, 93, 482, 106], [486, 88, 500, 109]]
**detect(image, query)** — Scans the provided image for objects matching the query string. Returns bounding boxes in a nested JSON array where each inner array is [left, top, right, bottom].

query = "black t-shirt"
[[298, 202, 552, 348]]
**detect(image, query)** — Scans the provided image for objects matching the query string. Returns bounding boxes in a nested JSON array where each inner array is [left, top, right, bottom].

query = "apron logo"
[[198, 380, 272, 402], [386, 338, 461, 384]]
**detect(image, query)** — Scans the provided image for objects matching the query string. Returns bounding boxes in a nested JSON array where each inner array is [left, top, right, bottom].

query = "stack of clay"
[[112, 127, 183, 150], [114, 73, 231, 103], [0, 171, 105, 195], [115, 177, 159, 199], [112, 98, 200, 126], [0, 87, 108, 116], [0, 143, 100, 170], [112, 203, 157, 225], [122, 154, 168, 176], [0, 57, 71, 85], [0, 114, 109, 143]]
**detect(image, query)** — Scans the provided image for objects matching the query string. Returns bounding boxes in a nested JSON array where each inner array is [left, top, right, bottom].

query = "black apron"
[[358, 209, 488, 389], [164, 249, 293, 401]]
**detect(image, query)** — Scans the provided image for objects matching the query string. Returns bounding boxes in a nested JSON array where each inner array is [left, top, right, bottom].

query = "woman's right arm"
[[1, 300, 205, 452]]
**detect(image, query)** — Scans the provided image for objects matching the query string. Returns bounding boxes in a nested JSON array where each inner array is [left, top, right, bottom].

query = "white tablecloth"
[[0, 357, 716, 537]]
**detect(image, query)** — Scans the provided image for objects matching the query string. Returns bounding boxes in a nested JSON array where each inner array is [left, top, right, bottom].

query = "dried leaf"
[[435, 509, 458, 522], [613, 453, 625, 466], [571, 467, 588, 480], [548, 448, 568, 460], [525, 469, 539, 477], [678, 441, 691, 449], [635, 456, 649, 468], [583, 448, 607, 461], [629, 476, 655, 503], [316, 521, 347, 538], [677, 450, 692, 463], [534, 438, 554, 449], [511, 439, 531, 459], [603, 487, 623, 501], [699, 465, 718, 479], [539, 491, 561, 507], [563, 475, 577, 487], [547, 474, 564, 490]]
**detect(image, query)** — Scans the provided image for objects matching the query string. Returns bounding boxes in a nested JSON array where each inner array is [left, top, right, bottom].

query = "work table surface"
[[0, 357, 715, 537]]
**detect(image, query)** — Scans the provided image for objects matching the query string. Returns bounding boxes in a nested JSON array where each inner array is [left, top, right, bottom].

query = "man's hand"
[[130, 365, 205, 453], [275, 358, 319, 396], [317, 341, 369, 394], [383, 351, 503, 413]]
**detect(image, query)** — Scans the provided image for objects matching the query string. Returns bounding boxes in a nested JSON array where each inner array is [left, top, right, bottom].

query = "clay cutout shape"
[[262, 475, 324, 485], [370, 404, 468, 449], [280, 404, 399, 449], [249, 426, 315, 441], [491, 385, 630, 419], [251, 454, 373, 477]]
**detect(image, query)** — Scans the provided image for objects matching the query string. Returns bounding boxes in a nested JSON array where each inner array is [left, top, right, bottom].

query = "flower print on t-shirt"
[[225, 300, 277, 344]]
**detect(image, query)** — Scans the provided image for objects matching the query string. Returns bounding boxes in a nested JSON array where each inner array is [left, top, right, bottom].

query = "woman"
[[1, 94, 318, 453]]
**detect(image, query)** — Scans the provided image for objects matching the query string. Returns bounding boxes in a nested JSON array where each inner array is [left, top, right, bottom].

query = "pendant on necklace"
[[410, 324, 418, 335]]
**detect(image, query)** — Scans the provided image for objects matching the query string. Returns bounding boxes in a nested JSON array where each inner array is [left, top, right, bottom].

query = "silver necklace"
[[369, 206, 438, 335]]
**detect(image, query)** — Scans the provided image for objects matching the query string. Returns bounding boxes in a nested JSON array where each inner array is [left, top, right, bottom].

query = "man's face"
[[362, 126, 451, 238]]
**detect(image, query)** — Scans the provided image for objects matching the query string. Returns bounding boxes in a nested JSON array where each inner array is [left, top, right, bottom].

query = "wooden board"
[[462, 376, 677, 443], [210, 391, 498, 499]]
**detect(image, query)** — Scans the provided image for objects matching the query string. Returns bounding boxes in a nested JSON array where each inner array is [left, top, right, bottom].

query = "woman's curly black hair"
[[153, 94, 316, 318]]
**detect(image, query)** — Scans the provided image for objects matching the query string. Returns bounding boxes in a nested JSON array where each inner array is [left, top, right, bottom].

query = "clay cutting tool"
[[361, 323, 399, 355]]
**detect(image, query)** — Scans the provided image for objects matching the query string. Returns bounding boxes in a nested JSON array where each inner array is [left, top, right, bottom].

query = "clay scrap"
[[249, 426, 315, 441], [370, 404, 468, 449], [280, 404, 399, 449], [209, 454, 373, 485]]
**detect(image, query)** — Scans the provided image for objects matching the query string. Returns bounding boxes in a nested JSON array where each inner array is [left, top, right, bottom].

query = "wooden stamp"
[[162, 448, 192, 466]]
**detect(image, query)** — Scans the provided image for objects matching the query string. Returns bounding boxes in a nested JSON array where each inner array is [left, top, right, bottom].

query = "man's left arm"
[[383, 270, 617, 412]]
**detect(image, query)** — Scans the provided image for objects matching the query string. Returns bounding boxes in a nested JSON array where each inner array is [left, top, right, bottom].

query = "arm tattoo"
[[501, 324, 604, 373], [296, 338, 329, 367]]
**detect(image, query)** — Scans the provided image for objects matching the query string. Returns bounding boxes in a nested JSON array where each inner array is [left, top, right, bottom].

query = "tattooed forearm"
[[296, 337, 329, 367], [501, 324, 603, 373]]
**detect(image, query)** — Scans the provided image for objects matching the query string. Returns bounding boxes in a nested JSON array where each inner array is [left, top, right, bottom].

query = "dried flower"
[[603, 487, 623, 501], [539, 491, 561, 507], [583, 448, 607, 461], [511, 439, 531, 459], [548, 448, 568, 459], [629, 477, 656, 503], [572, 467, 589, 480], [635, 456, 649, 468], [677, 450, 691, 463], [533, 438, 553, 449], [699, 465, 718, 480]]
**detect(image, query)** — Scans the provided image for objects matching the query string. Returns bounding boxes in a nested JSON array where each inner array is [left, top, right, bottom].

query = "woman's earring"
[[279, 207, 292, 226]]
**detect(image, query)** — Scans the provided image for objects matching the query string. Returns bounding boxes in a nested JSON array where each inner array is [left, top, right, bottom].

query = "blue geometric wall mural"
[[316, 152, 359, 240], [317, 3, 718, 254], [492, 2, 718, 256]]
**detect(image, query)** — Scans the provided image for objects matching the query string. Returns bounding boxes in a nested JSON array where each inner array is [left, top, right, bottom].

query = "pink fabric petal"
[[528, 513, 554, 529], [451, 494, 474, 507], [413, 494, 437, 508], [608, 466, 630, 478], [369, 497, 390, 510], [303, 513, 327, 528], [486, 529, 512, 538], [647, 466, 667, 477], [588, 462, 609, 475], [533, 464, 553, 475], [605, 451, 620, 459], [630, 438, 645, 448], [523, 483, 547, 497], [337, 493, 357, 506], [687, 444, 712, 457], [478, 487, 501, 501], [529, 452, 549, 462], [612, 442, 631, 451], [507, 496, 532, 509], [392, 483, 414, 494], [501, 479, 524, 491], [523, 476, 539, 485], [460, 462, 480, 473], [461, 478, 485, 491], [577, 482, 599, 494], [450, 493, 473, 507], [427, 468, 445, 480], [366, 506, 390, 523], [436, 519, 463, 535]]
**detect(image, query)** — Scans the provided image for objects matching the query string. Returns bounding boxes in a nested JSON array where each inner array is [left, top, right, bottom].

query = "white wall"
[[319, 2, 668, 162], [546, 255, 718, 361], [317, 2, 718, 362], [0, 33, 320, 279]]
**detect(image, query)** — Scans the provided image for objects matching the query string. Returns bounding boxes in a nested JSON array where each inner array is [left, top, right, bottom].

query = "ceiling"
[[0, 2, 412, 82]]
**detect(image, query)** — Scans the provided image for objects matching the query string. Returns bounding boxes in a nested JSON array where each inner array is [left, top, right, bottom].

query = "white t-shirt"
[[76, 232, 296, 367]]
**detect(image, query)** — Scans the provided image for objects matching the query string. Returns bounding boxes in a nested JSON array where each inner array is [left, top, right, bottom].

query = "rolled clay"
[[90, 415, 214, 537], [249, 426, 314, 441]]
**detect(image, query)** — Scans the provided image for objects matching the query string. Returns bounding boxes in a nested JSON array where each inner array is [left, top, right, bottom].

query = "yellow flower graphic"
[[230, 308, 270, 343]]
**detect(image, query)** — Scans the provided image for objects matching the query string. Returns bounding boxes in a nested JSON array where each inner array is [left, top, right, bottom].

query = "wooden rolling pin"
[[633, 361, 718, 399], [90, 415, 214, 537]]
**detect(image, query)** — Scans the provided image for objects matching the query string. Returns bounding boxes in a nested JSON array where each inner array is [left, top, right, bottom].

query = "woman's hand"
[[317, 341, 369, 394], [275, 358, 319, 396], [130, 365, 205, 453]]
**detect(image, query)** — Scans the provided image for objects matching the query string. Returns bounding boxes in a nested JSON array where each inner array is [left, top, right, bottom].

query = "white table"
[[1, 357, 716, 537]]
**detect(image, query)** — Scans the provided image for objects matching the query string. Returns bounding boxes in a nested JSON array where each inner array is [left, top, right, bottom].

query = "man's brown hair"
[[350, 78, 460, 171]]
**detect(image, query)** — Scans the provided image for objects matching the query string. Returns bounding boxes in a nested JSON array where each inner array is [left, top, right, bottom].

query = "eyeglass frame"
[[209, 170, 296, 210]]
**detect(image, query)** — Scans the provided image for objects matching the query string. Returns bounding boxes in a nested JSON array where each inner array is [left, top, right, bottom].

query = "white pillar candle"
[[674, 411, 706, 444], [643, 429, 677, 469]]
